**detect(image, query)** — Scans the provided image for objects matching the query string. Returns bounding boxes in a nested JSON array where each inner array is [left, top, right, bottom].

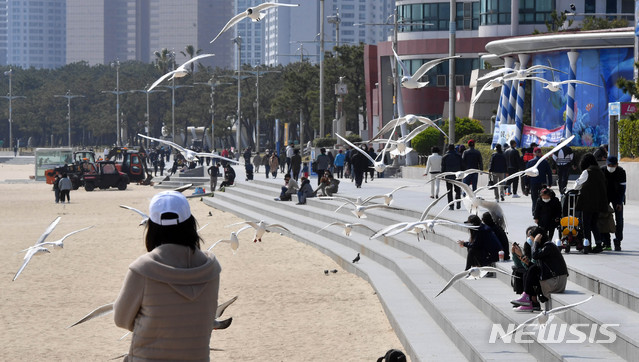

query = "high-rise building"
[[5, 0, 66, 69], [0, 1, 7, 66]]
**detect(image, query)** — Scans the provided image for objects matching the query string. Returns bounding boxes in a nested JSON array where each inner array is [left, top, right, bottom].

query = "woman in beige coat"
[[114, 191, 221, 361], [269, 153, 280, 178]]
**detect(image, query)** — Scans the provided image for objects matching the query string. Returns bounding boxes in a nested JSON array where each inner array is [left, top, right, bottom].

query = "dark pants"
[[60, 189, 70, 202], [264, 165, 270, 178], [530, 183, 542, 214], [463, 173, 479, 191], [335, 166, 344, 178], [279, 186, 292, 201], [507, 167, 519, 194], [445, 176, 461, 209], [557, 166, 570, 194], [317, 169, 326, 185], [600, 205, 623, 246], [354, 169, 364, 187], [581, 210, 601, 246], [523, 264, 542, 297], [54, 188, 60, 203]]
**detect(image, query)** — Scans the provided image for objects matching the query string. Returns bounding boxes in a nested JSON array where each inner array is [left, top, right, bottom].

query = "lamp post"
[[1, 69, 25, 149], [130, 85, 166, 148], [160, 83, 193, 145], [54, 90, 85, 147], [327, 10, 341, 49], [194, 77, 231, 151], [319, 0, 325, 138], [448, 0, 456, 144], [101, 60, 127, 146], [233, 36, 243, 154], [242, 67, 280, 153]]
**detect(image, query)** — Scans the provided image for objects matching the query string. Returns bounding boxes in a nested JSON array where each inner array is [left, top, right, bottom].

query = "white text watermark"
[[489, 323, 619, 344]]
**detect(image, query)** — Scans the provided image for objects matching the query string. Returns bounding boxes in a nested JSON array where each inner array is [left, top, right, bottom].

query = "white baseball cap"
[[149, 191, 191, 226]]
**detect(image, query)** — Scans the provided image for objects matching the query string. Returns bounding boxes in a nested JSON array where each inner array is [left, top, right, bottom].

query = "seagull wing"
[[216, 295, 238, 318], [350, 223, 376, 233], [412, 55, 461, 80], [547, 295, 593, 315], [180, 54, 215, 69], [213, 317, 233, 330], [137, 134, 186, 153], [210, 11, 248, 44], [471, 80, 498, 106], [535, 135, 575, 166], [36, 216, 61, 245], [53, 226, 94, 244], [120, 205, 149, 219], [420, 193, 447, 221], [392, 47, 410, 78], [490, 170, 524, 189], [254, 2, 300, 12], [265, 223, 290, 233], [66, 303, 114, 329], [148, 70, 178, 92], [435, 270, 469, 297], [173, 183, 193, 193], [501, 313, 543, 339], [446, 179, 476, 201], [401, 123, 431, 142], [195, 152, 240, 164], [370, 222, 410, 239], [13, 247, 48, 281], [336, 133, 375, 164], [558, 79, 601, 88], [371, 118, 401, 141], [477, 67, 513, 81], [208, 238, 230, 251], [235, 225, 253, 235], [197, 223, 209, 233], [226, 221, 251, 228], [317, 222, 344, 233], [478, 266, 512, 277]]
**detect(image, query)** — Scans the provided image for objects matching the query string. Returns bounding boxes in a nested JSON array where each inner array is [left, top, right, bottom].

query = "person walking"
[[252, 152, 262, 174], [290, 148, 302, 181], [424, 146, 442, 198], [351, 145, 369, 189], [333, 149, 345, 178], [59, 173, 72, 203], [601, 156, 626, 251], [526, 147, 552, 214], [504, 139, 522, 197], [269, 152, 280, 178], [441, 144, 463, 210], [114, 191, 221, 361], [552, 138, 574, 195], [462, 139, 483, 191], [488, 144, 507, 202], [314, 148, 331, 185], [53, 174, 61, 203], [573, 153, 608, 253], [285, 143, 294, 175], [262, 150, 271, 178], [207, 163, 220, 193]]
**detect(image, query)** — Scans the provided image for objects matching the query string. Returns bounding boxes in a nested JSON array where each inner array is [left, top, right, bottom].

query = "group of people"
[[52, 173, 73, 203], [275, 170, 340, 204]]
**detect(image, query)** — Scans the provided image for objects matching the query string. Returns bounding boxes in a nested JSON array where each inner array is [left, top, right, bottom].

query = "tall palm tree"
[[153, 48, 174, 74], [180, 44, 203, 73]]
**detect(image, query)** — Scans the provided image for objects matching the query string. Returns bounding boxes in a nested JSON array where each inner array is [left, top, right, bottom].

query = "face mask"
[[542, 198, 551, 203], [526, 237, 533, 245], [607, 166, 616, 173]]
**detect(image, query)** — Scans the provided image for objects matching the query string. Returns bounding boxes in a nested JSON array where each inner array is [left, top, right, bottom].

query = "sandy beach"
[[0, 162, 404, 361]]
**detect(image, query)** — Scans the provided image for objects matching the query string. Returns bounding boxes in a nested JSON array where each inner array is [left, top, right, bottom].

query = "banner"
[[521, 124, 566, 147], [491, 123, 518, 147]]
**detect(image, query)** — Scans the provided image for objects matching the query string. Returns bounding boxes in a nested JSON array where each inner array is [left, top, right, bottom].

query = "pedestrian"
[[462, 139, 483, 191], [441, 144, 463, 210], [269, 152, 280, 178], [526, 147, 552, 214], [279, 151, 286, 173], [53, 174, 61, 203], [262, 150, 271, 178], [366, 147, 377, 182], [13, 143, 18, 157], [573, 153, 608, 253], [158, 157, 165, 176], [285, 143, 294, 175], [59, 173, 72, 203], [333, 149, 345, 178], [327, 150, 335, 174], [207, 163, 220, 192], [291, 148, 302, 181], [114, 191, 221, 361], [424, 146, 442, 199], [351, 145, 369, 188], [601, 156, 626, 251], [252, 152, 262, 173], [533, 187, 561, 241], [504, 139, 522, 197], [552, 138, 574, 195], [314, 148, 331, 185], [457, 214, 502, 271], [488, 144, 507, 202]]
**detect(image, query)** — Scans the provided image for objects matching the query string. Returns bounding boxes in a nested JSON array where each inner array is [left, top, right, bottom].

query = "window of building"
[[399, 2, 480, 32], [584, 0, 596, 13], [519, 0, 553, 24], [480, 0, 510, 25]]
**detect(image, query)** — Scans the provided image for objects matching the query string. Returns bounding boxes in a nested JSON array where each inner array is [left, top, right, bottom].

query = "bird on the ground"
[[23, 225, 94, 250], [138, 134, 239, 164], [208, 227, 250, 254], [526, 77, 601, 93], [119, 205, 149, 226], [361, 185, 411, 206], [331, 269, 338, 273], [336, 133, 392, 173], [501, 295, 594, 339], [226, 220, 290, 242], [442, 179, 507, 232], [324, 270, 329, 275], [148, 54, 215, 91], [392, 48, 460, 89], [208, 211, 213, 216], [436, 266, 514, 297], [210, 2, 300, 44], [352, 253, 360, 263], [372, 114, 446, 141], [490, 135, 575, 191], [317, 222, 375, 237]]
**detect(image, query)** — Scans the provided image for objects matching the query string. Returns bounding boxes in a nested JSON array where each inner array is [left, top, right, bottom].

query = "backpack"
[[376, 349, 407, 362]]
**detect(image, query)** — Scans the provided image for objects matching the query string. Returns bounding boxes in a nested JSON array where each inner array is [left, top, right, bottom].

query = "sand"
[[0, 162, 404, 361]]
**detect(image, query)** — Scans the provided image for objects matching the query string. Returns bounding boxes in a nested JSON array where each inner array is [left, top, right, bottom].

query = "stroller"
[[558, 189, 583, 253]]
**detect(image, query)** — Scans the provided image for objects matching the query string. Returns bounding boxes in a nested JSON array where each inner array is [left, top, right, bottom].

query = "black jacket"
[[532, 240, 568, 280], [534, 196, 562, 231], [441, 150, 463, 172], [463, 224, 502, 266], [462, 148, 483, 170]]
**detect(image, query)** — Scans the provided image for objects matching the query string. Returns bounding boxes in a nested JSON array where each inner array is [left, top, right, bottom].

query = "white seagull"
[[13, 216, 61, 281], [471, 76, 507, 106], [376, 123, 442, 156], [478, 64, 564, 82], [227, 220, 290, 242], [443, 179, 507, 232], [393, 48, 460, 89], [526, 76, 602, 93], [138, 134, 239, 164], [433, 168, 490, 182], [323, 196, 397, 219], [208, 227, 250, 254], [501, 295, 594, 339], [384, 219, 478, 240], [370, 194, 447, 240], [372, 114, 446, 141], [336, 133, 391, 173], [148, 53, 215, 91], [24, 225, 94, 250], [436, 266, 513, 297], [361, 185, 412, 206], [119, 205, 149, 226], [490, 135, 575, 190], [317, 222, 375, 237], [210, 2, 300, 44]]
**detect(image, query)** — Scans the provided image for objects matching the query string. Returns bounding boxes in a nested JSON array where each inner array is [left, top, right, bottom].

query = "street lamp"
[[54, 90, 85, 147], [130, 85, 166, 148], [242, 67, 280, 153], [233, 36, 243, 154], [101, 60, 127, 146], [327, 10, 341, 49], [319, 0, 325, 138], [1, 69, 25, 149], [194, 77, 231, 151], [161, 82, 193, 145]]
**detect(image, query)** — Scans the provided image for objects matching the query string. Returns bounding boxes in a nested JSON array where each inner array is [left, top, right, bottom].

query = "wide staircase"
[[157, 174, 639, 362]]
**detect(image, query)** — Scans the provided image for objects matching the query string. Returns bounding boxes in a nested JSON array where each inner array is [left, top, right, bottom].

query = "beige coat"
[[114, 244, 221, 361]]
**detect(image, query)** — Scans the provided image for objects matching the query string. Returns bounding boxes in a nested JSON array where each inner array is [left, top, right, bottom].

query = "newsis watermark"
[[489, 323, 619, 344]]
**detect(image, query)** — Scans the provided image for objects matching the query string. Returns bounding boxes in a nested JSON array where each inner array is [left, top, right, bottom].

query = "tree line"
[[0, 44, 366, 150]]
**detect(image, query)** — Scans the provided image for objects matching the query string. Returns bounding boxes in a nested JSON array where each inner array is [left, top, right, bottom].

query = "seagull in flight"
[[360, 185, 412, 206], [526, 77, 602, 93], [376, 123, 440, 156], [442, 179, 507, 232], [477, 64, 564, 82], [227, 220, 290, 242], [370, 194, 447, 240], [471, 76, 507, 106], [23, 225, 94, 250], [148, 53, 215, 91], [393, 48, 460, 89], [433, 168, 490, 182], [372, 114, 446, 141], [322, 195, 397, 218], [317, 222, 375, 237], [119, 205, 149, 226], [501, 295, 594, 339], [436, 266, 513, 297], [138, 134, 239, 164], [13, 216, 61, 281], [210, 2, 300, 44], [208, 227, 250, 254], [336, 133, 391, 173], [490, 135, 575, 191]]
